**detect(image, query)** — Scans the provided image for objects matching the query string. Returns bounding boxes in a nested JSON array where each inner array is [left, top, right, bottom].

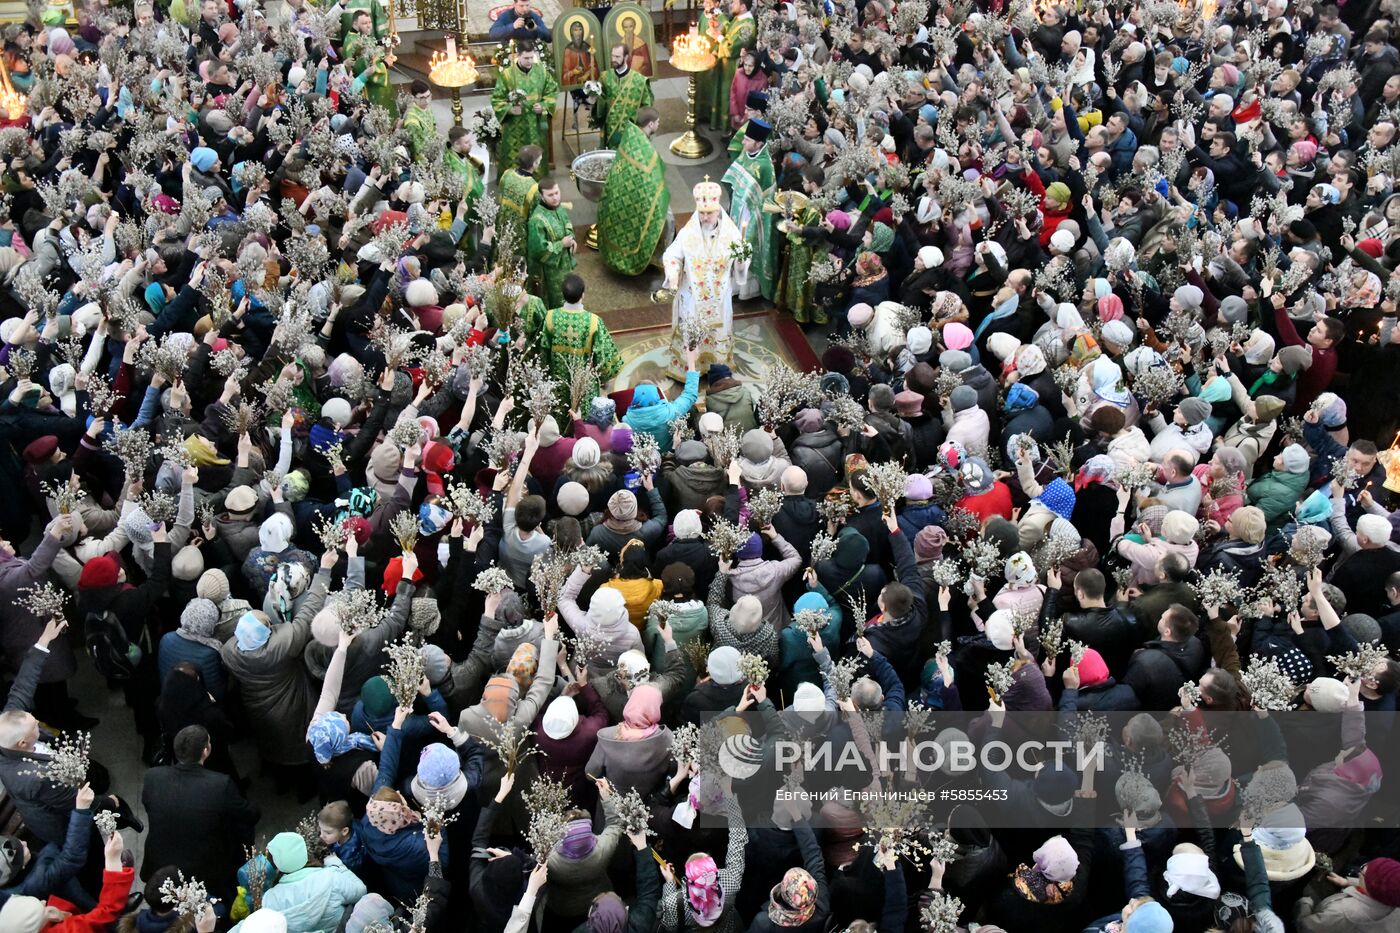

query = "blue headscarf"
[[631, 384, 661, 408], [305, 711, 379, 764], [235, 611, 271, 652], [974, 293, 1020, 340], [1004, 382, 1039, 413], [144, 281, 167, 315]]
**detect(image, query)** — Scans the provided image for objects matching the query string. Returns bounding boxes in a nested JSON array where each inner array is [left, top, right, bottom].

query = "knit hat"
[[416, 743, 463, 792], [1277, 345, 1312, 376], [1307, 676, 1348, 712], [1123, 902, 1173, 933], [1101, 319, 1134, 348], [225, 485, 257, 514], [914, 525, 948, 563], [950, 385, 977, 412], [1173, 284, 1204, 311], [907, 326, 933, 355], [1116, 771, 1162, 815], [1229, 506, 1267, 545], [361, 676, 396, 717], [346, 897, 394, 933], [543, 695, 579, 739], [1364, 858, 1400, 907], [741, 429, 774, 463], [608, 490, 638, 522], [557, 482, 590, 516], [0, 896, 44, 933], [985, 610, 1015, 650], [792, 682, 825, 712], [1280, 444, 1310, 474], [588, 587, 628, 631], [268, 832, 309, 873], [735, 533, 763, 562], [1253, 395, 1285, 422], [573, 437, 601, 469], [242, 910, 289, 933], [421, 644, 450, 685], [1162, 511, 1199, 545], [943, 322, 974, 350], [708, 646, 743, 685], [197, 568, 230, 603], [1177, 397, 1211, 426], [729, 596, 763, 633], [560, 819, 597, 859], [905, 472, 933, 501], [78, 553, 120, 589], [940, 348, 972, 372]]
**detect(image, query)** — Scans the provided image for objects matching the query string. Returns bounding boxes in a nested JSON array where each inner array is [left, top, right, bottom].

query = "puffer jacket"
[[1246, 469, 1311, 529], [789, 429, 845, 497], [623, 371, 700, 453], [703, 382, 757, 433], [662, 460, 726, 512]]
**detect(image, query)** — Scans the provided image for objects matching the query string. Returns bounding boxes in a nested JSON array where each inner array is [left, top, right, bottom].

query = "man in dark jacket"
[[140, 724, 260, 903], [1122, 604, 1209, 710], [864, 513, 928, 688], [788, 409, 845, 498], [1047, 568, 1140, 675], [1127, 552, 1203, 638], [773, 470, 820, 607]]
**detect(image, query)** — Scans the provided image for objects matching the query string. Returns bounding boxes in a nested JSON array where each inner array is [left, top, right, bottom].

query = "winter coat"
[[1116, 536, 1199, 586], [725, 533, 803, 627], [251, 856, 367, 933], [141, 762, 260, 901], [558, 567, 644, 666], [0, 806, 92, 913], [1246, 469, 1311, 529], [661, 461, 727, 513], [653, 539, 719, 600], [533, 684, 609, 806], [0, 534, 76, 683], [356, 726, 445, 904], [585, 726, 673, 797], [544, 795, 625, 918], [788, 429, 845, 497], [623, 371, 700, 453], [157, 630, 228, 703], [945, 406, 990, 450], [1123, 638, 1208, 710], [585, 487, 669, 560], [1058, 680, 1140, 711], [304, 574, 414, 713], [219, 569, 331, 765], [704, 383, 757, 433]]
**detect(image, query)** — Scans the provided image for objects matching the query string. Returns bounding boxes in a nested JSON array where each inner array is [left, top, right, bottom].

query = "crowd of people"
[[3, 0, 1400, 931]]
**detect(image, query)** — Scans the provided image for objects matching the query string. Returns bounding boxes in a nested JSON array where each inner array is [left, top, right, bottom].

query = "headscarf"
[[365, 790, 421, 834], [305, 711, 378, 764], [175, 598, 224, 651], [768, 868, 818, 926], [617, 684, 662, 740], [685, 853, 725, 926], [588, 893, 628, 933], [508, 643, 538, 690], [480, 675, 517, 723], [1074, 454, 1116, 491], [235, 611, 271, 651]]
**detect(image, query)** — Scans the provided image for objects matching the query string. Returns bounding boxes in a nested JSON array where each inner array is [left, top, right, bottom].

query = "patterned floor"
[[610, 309, 819, 395]]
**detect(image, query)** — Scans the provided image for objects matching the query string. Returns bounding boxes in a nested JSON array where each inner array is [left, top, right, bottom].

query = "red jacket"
[[48, 867, 134, 931], [956, 482, 1014, 523]]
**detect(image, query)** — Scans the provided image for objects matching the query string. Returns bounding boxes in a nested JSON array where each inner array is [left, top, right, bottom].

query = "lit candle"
[[445, 35, 457, 61]]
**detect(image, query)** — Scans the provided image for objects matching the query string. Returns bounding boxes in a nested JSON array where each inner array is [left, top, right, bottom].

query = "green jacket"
[[703, 383, 757, 433], [1245, 469, 1310, 529]]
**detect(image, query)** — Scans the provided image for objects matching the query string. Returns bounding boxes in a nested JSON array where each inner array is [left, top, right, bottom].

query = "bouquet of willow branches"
[[41, 479, 80, 515], [523, 775, 571, 818], [1328, 642, 1390, 680], [612, 788, 653, 837], [745, 487, 783, 530], [985, 659, 1016, 703], [463, 344, 495, 382], [382, 636, 426, 707], [561, 627, 610, 679], [419, 798, 458, 836], [221, 401, 262, 437], [313, 514, 351, 552], [103, 426, 154, 478], [1066, 640, 1089, 665], [670, 722, 703, 769], [943, 506, 980, 538], [1168, 721, 1223, 768], [808, 532, 838, 567], [1331, 456, 1360, 490], [705, 517, 751, 562], [826, 394, 868, 434], [84, 373, 121, 417], [24, 731, 90, 787], [1193, 567, 1245, 612], [1179, 681, 1203, 710], [389, 511, 420, 554], [677, 311, 708, 353], [823, 656, 861, 701], [925, 558, 962, 589], [158, 871, 215, 922], [703, 424, 743, 469], [138, 491, 178, 525], [920, 890, 964, 933], [668, 416, 695, 450], [473, 565, 514, 595], [329, 587, 384, 636], [387, 417, 425, 450], [792, 608, 829, 637], [627, 432, 662, 479], [817, 492, 854, 527], [1134, 366, 1185, 408], [961, 535, 1002, 582], [561, 353, 600, 411], [1241, 657, 1298, 711], [1114, 462, 1159, 491], [737, 653, 770, 687], [482, 429, 524, 470], [8, 346, 36, 380], [864, 462, 909, 518], [1288, 527, 1329, 569], [1245, 565, 1303, 618], [754, 363, 824, 427], [1040, 617, 1065, 661], [933, 368, 963, 401], [508, 358, 559, 428], [20, 582, 67, 624], [137, 335, 188, 383], [526, 808, 566, 865], [93, 808, 118, 842], [530, 551, 571, 616], [486, 720, 536, 776], [446, 482, 496, 527]]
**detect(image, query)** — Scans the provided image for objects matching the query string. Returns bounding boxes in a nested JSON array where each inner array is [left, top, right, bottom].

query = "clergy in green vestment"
[[598, 107, 670, 277], [497, 145, 542, 256], [775, 175, 829, 325], [696, 0, 728, 133], [704, 0, 756, 130], [490, 44, 559, 173], [720, 118, 777, 302], [344, 11, 395, 112], [592, 44, 654, 147], [526, 178, 578, 310], [402, 80, 437, 160], [340, 0, 386, 39], [445, 126, 486, 253], [523, 274, 623, 407], [726, 90, 767, 159]]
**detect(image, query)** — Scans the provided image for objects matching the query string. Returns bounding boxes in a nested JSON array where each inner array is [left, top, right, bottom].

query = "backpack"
[[84, 610, 142, 681]]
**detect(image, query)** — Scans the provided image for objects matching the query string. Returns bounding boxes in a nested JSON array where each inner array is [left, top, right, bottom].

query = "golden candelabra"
[[429, 35, 479, 127], [669, 29, 715, 159]]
